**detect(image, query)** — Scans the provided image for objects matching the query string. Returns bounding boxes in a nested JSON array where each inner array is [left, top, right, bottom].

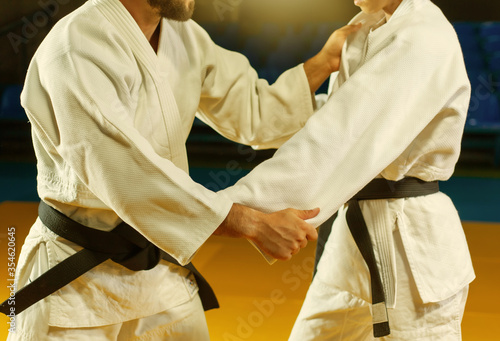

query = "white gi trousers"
[[42, 295, 210, 341], [8, 291, 209, 341], [289, 204, 469, 341]]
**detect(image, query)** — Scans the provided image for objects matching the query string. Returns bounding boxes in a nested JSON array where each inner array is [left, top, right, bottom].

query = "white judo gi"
[[221, 0, 475, 339], [8, 0, 315, 339]]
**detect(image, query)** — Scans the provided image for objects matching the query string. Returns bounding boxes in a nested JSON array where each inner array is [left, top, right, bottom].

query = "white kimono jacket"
[[15, 0, 314, 330], [222, 0, 475, 306]]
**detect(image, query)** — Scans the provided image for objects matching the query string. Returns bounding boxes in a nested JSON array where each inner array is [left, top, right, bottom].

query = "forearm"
[[304, 51, 336, 94], [199, 60, 314, 149], [303, 23, 362, 93], [214, 203, 260, 239]]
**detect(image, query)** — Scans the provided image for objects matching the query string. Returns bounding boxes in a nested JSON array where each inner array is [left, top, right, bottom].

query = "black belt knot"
[[39, 201, 162, 271], [0, 201, 219, 316]]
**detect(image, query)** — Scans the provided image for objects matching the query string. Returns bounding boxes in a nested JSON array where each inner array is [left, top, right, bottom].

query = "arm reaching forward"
[[221, 21, 470, 228]]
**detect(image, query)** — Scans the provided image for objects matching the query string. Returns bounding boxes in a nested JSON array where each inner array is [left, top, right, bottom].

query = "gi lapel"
[[93, 0, 189, 173]]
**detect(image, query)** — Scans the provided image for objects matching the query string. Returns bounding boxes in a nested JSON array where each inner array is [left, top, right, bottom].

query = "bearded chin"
[[148, 0, 195, 22]]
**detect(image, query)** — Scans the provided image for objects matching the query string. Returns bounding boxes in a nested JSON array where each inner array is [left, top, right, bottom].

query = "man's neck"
[[120, 0, 161, 49], [384, 0, 403, 21]]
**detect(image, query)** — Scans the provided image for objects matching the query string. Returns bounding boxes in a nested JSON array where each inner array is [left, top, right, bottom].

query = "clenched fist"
[[215, 204, 319, 260]]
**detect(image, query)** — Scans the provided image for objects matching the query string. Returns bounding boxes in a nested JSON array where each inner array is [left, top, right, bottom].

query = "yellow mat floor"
[[1, 201, 499, 340]]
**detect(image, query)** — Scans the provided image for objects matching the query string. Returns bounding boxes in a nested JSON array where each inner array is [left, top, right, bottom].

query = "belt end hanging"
[[373, 321, 391, 338], [372, 302, 390, 337]]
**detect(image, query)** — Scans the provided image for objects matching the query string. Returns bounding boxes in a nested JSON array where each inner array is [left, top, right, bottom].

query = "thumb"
[[295, 207, 320, 220]]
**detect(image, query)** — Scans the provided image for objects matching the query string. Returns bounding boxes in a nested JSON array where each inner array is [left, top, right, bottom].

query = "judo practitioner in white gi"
[[5, 0, 363, 340], [222, 0, 475, 339]]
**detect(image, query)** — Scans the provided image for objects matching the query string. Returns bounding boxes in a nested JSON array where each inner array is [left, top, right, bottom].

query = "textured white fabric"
[[222, 0, 475, 307], [8, 290, 209, 341], [288, 205, 469, 340], [14, 0, 314, 330]]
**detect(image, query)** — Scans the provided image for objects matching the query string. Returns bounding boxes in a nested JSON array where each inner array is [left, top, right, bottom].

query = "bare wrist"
[[304, 52, 336, 93], [215, 203, 262, 240]]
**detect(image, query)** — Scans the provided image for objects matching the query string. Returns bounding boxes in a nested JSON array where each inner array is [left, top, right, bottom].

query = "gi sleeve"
[[221, 30, 470, 226], [22, 45, 233, 266], [195, 27, 315, 149]]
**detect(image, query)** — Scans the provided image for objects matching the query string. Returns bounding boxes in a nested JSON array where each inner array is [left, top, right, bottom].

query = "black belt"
[[314, 177, 439, 338], [0, 201, 219, 316]]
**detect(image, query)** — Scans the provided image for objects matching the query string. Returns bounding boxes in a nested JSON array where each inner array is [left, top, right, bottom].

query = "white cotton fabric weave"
[[11, 0, 315, 332], [288, 203, 469, 340], [222, 0, 475, 310]]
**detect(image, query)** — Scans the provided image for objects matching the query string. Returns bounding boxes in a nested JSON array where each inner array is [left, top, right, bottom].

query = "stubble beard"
[[147, 0, 195, 22]]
